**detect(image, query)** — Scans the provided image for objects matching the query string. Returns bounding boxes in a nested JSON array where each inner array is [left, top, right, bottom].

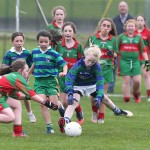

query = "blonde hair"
[[124, 19, 136, 29], [84, 45, 101, 59]]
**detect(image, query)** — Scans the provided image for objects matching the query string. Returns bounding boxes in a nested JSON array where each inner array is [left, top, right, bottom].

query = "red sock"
[[92, 105, 98, 113], [13, 125, 22, 134], [75, 104, 82, 113], [124, 97, 130, 102], [147, 90, 150, 97], [98, 112, 104, 120], [133, 92, 140, 99]]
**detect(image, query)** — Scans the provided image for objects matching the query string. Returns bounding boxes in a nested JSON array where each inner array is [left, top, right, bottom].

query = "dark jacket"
[[113, 14, 134, 35]]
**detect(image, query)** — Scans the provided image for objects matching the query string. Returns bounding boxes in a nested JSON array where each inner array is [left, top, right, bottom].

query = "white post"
[[16, 0, 20, 31], [35, 0, 48, 26]]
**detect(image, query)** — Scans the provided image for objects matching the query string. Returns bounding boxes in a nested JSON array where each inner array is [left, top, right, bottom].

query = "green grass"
[[1, 95, 150, 150]]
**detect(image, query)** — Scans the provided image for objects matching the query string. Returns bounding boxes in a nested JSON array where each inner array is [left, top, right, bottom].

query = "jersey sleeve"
[[26, 52, 33, 68], [139, 36, 146, 54], [2, 51, 11, 65], [14, 78, 36, 99], [95, 64, 104, 99]]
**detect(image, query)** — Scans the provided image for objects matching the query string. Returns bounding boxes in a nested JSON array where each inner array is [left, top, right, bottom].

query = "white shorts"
[[74, 85, 96, 97]]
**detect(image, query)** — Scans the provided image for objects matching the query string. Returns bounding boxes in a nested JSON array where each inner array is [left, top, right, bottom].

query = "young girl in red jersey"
[[84, 18, 118, 124], [136, 15, 150, 101], [56, 22, 84, 125], [117, 19, 149, 103], [0, 59, 58, 137], [46, 6, 66, 34]]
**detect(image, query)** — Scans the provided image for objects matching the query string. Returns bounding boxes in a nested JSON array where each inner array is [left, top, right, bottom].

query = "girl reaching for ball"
[[58, 45, 133, 133]]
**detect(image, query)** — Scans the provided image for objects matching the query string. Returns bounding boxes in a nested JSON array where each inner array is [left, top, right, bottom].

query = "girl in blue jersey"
[[29, 30, 68, 134], [2, 32, 36, 123], [58, 45, 133, 133]]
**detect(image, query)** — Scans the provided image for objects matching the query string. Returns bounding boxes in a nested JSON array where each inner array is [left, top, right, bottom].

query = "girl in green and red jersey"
[[0, 59, 58, 137], [84, 18, 118, 124], [136, 15, 150, 101], [56, 22, 84, 125], [46, 6, 66, 35], [117, 19, 149, 103], [2, 32, 36, 123]]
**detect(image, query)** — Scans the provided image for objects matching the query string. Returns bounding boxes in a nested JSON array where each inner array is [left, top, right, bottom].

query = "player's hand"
[[107, 49, 114, 57], [44, 100, 58, 110], [144, 60, 150, 71], [59, 72, 67, 77]]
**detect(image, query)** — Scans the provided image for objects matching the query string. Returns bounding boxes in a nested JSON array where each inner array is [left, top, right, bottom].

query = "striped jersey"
[[85, 32, 117, 67], [2, 47, 33, 67], [117, 32, 145, 61], [65, 57, 104, 99], [0, 72, 36, 99], [56, 37, 84, 69], [31, 47, 67, 77]]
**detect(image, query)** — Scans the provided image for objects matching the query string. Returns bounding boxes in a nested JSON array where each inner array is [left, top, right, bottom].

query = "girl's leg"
[[39, 94, 53, 134], [7, 97, 27, 137], [97, 83, 108, 124], [58, 93, 81, 133], [141, 65, 150, 101], [60, 92, 68, 109], [60, 92, 84, 125], [0, 107, 15, 123], [122, 76, 131, 102], [24, 100, 36, 123], [132, 75, 141, 103]]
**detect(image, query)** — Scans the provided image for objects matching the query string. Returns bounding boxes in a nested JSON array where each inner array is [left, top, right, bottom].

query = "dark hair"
[[0, 59, 26, 75], [46, 29, 62, 46], [62, 22, 77, 34], [11, 32, 24, 41], [36, 30, 53, 41], [95, 18, 117, 37]]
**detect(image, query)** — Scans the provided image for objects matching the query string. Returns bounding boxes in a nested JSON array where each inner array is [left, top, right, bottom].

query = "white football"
[[64, 122, 82, 137]]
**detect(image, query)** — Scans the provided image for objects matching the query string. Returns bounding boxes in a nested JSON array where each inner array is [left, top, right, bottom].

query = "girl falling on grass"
[[0, 59, 58, 137]]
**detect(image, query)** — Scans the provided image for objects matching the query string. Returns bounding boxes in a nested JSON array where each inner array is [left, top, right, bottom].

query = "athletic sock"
[[92, 105, 98, 113], [75, 104, 82, 113], [97, 112, 104, 120], [64, 117, 70, 124], [13, 125, 22, 134], [124, 97, 130, 102], [113, 107, 121, 114], [147, 89, 150, 98]]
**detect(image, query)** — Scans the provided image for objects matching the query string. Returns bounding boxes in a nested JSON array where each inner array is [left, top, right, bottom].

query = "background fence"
[[0, 0, 150, 34]]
